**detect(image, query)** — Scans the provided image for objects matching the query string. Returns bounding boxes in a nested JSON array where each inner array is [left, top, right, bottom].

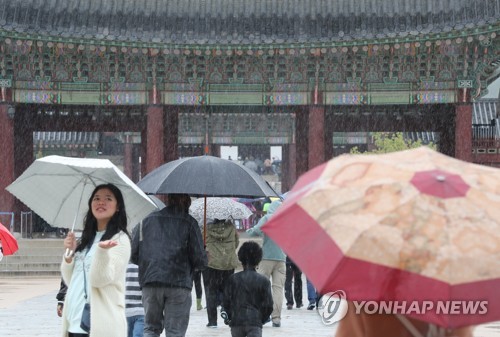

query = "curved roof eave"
[[0, 0, 499, 46]]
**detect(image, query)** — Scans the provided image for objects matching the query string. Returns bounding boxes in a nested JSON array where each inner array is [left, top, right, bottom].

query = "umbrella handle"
[[64, 248, 73, 258]]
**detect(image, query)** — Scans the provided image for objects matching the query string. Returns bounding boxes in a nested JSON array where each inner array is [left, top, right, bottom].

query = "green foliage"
[[350, 132, 436, 154]]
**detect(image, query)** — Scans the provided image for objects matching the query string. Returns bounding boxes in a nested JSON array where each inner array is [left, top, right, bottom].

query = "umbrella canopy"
[[189, 197, 253, 224], [6, 155, 158, 231], [137, 155, 278, 198], [148, 195, 166, 210], [0, 222, 18, 256], [262, 146, 500, 328]]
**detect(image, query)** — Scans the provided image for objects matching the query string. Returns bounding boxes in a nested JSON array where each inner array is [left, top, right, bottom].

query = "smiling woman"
[[61, 183, 131, 337]]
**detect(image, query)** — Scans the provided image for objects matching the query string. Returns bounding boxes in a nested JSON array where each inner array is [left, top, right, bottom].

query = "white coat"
[[61, 232, 131, 337]]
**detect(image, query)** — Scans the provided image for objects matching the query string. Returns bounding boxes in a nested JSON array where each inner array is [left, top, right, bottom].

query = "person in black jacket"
[[56, 279, 67, 317], [131, 194, 207, 337], [223, 241, 273, 337]]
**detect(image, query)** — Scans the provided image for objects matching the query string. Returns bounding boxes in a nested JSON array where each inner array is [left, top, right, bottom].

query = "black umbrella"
[[137, 155, 280, 242], [138, 155, 279, 198]]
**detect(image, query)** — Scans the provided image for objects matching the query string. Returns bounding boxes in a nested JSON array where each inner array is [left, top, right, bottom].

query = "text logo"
[[318, 290, 348, 325]]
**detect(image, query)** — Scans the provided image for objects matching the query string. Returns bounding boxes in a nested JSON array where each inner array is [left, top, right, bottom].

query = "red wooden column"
[[308, 105, 325, 169], [455, 87, 472, 162], [123, 133, 133, 179], [282, 144, 296, 193], [164, 107, 179, 163], [0, 104, 15, 213], [455, 103, 472, 162], [295, 107, 309, 179], [146, 106, 164, 173]]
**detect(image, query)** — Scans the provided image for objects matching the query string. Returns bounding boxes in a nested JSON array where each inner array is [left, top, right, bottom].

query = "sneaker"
[[287, 304, 293, 310], [296, 303, 303, 309], [272, 322, 281, 328], [307, 303, 315, 310], [206, 323, 217, 328]]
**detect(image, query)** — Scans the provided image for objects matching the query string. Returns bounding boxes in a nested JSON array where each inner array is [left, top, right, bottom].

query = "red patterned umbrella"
[[0, 222, 18, 256], [262, 147, 500, 328]]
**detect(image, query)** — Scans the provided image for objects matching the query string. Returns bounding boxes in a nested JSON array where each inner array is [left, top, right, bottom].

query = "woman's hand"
[[98, 240, 118, 249], [63, 232, 77, 262], [63, 232, 77, 252]]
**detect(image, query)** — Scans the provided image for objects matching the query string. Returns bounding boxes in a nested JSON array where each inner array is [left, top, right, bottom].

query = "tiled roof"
[[0, 0, 498, 45]]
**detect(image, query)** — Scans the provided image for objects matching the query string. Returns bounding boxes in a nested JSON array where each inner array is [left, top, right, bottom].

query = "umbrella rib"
[[51, 175, 90, 225]]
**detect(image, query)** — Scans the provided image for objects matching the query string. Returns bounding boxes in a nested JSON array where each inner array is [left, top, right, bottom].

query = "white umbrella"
[[6, 155, 158, 231], [189, 197, 253, 225]]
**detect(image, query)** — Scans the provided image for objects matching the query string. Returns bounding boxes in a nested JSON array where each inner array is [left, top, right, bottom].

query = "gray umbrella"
[[138, 155, 279, 243], [137, 155, 279, 198]]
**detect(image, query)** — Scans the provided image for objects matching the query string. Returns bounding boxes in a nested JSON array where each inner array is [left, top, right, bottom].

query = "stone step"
[[1, 255, 62, 262], [17, 239, 64, 248], [0, 261, 61, 271], [14, 247, 64, 256], [0, 270, 61, 277], [0, 238, 65, 277]]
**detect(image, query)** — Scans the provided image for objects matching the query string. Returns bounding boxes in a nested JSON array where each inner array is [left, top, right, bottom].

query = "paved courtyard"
[[0, 276, 498, 337]]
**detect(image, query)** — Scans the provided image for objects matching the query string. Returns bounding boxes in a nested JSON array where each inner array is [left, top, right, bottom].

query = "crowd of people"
[[57, 186, 277, 337], [232, 156, 282, 177], [56, 183, 475, 337]]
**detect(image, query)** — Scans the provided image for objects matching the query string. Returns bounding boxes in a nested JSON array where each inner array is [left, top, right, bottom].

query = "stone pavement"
[[0, 276, 499, 337]]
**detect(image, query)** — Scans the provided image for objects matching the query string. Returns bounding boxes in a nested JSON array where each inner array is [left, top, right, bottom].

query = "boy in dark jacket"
[[223, 241, 273, 337]]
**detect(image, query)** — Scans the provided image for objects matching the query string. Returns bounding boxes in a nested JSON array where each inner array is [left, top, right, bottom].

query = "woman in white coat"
[[61, 183, 131, 337]]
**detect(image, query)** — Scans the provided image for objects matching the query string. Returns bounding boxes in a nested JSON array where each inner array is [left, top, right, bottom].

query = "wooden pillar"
[[282, 144, 296, 192], [308, 105, 325, 169], [164, 106, 179, 163], [0, 104, 15, 214], [123, 133, 133, 179], [324, 110, 334, 161], [295, 107, 309, 179], [455, 103, 472, 162], [146, 105, 164, 173]]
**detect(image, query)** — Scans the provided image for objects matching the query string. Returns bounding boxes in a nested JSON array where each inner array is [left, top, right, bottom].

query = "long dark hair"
[[76, 183, 130, 253]]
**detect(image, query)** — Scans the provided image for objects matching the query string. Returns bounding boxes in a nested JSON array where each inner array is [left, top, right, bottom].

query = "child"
[[223, 241, 273, 337], [126, 262, 144, 337]]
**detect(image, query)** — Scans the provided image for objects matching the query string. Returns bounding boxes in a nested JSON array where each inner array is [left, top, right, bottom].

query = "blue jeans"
[[127, 315, 144, 337], [306, 278, 316, 304], [142, 286, 192, 337]]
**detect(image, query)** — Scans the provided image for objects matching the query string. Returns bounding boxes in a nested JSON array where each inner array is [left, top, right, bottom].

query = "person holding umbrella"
[[131, 194, 207, 337], [246, 200, 286, 328], [61, 183, 131, 337]]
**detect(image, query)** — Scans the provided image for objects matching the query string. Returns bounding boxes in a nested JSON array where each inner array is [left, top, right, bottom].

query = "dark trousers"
[[142, 286, 191, 337], [193, 270, 202, 299], [284, 261, 302, 306], [231, 326, 262, 337], [203, 267, 234, 325]]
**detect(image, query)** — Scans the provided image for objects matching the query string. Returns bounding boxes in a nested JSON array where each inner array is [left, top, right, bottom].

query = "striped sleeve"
[[125, 263, 145, 317]]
